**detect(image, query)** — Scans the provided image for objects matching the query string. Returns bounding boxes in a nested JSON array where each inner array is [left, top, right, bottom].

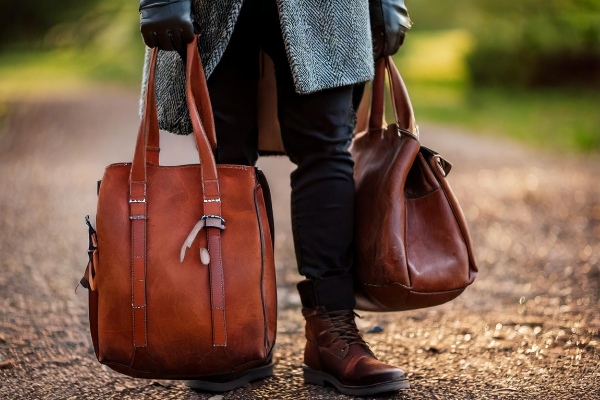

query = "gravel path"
[[0, 88, 598, 399]]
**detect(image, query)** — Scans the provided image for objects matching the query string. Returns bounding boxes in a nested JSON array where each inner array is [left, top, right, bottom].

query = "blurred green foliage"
[[465, 0, 600, 87], [0, 0, 141, 51], [408, 0, 600, 88], [0, 0, 144, 92], [396, 28, 600, 153], [389, 0, 600, 152], [406, 1, 475, 30], [0, 0, 91, 49], [0, 0, 598, 152]]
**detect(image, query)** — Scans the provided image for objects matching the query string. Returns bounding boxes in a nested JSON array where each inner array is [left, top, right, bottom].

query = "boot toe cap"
[[344, 357, 406, 386]]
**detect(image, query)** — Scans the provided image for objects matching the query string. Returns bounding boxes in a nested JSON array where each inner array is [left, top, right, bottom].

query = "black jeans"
[[206, 0, 356, 310]]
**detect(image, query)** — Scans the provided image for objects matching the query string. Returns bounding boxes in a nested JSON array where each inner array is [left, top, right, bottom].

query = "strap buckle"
[[201, 215, 226, 229]]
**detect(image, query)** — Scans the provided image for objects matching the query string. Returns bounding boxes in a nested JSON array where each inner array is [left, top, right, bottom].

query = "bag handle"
[[143, 46, 218, 165], [355, 56, 417, 136], [129, 37, 228, 347], [131, 37, 219, 185]]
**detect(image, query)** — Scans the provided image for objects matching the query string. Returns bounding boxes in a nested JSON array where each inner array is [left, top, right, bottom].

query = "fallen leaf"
[[0, 359, 15, 369]]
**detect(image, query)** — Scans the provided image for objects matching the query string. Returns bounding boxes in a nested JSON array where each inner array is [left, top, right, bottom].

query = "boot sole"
[[186, 362, 274, 392], [303, 365, 410, 396]]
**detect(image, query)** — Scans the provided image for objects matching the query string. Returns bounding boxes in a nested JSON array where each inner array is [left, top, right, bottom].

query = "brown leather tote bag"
[[351, 57, 478, 312], [80, 38, 277, 380]]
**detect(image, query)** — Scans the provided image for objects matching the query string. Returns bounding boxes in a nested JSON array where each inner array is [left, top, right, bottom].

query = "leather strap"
[[368, 58, 387, 131], [132, 37, 227, 347], [130, 180, 147, 348], [144, 46, 218, 156], [185, 41, 227, 346], [384, 57, 416, 133], [127, 46, 160, 348], [355, 57, 417, 136]]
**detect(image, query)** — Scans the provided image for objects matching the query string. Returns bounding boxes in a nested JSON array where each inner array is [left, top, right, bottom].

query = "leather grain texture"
[[351, 57, 478, 312], [87, 38, 276, 379]]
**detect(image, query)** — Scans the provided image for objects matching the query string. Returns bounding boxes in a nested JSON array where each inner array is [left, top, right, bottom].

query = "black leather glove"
[[370, 0, 412, 59], [139, 0, 195, 52]]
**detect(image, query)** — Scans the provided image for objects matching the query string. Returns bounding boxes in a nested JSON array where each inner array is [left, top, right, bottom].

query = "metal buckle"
[[201, 215, 226, 229]]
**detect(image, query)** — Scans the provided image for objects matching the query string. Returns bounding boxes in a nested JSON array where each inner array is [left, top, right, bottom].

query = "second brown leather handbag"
[[351, 57, 478, 312], [80, 38, 277, 390]]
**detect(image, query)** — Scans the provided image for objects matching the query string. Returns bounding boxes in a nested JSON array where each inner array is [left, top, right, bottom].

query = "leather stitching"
[[217, 230, 227, 346]]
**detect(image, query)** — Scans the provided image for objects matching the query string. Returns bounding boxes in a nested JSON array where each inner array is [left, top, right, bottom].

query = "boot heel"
[[303, 366, 326, 386]]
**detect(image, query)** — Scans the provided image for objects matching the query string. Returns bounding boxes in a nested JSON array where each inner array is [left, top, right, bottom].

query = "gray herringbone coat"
[[143, 0, 374, 138]]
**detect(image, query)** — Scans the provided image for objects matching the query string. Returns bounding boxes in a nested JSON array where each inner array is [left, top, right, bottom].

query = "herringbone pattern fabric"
[[141, 0, 373, 135], [277, 0, 373, 93]]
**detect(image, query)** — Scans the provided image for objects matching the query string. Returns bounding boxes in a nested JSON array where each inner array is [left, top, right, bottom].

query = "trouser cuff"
[[297, 275, 356, 311]]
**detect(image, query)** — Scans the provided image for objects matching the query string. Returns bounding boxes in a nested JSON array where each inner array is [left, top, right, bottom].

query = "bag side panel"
[[219, 166, 273, 368], [88, 290, 99, 358], [425, 154, 479, 280], [406, 187, 471, 292], [255, 182, 277, 353], [351, 126, 419, 286], [96, 164, 136, 366]]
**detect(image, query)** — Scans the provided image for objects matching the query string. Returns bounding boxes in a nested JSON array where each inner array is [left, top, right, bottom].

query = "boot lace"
[[324, 311, 369, 347]]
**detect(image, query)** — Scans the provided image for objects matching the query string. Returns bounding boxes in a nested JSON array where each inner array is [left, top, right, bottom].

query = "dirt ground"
[[0, 88, 598, 399]]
